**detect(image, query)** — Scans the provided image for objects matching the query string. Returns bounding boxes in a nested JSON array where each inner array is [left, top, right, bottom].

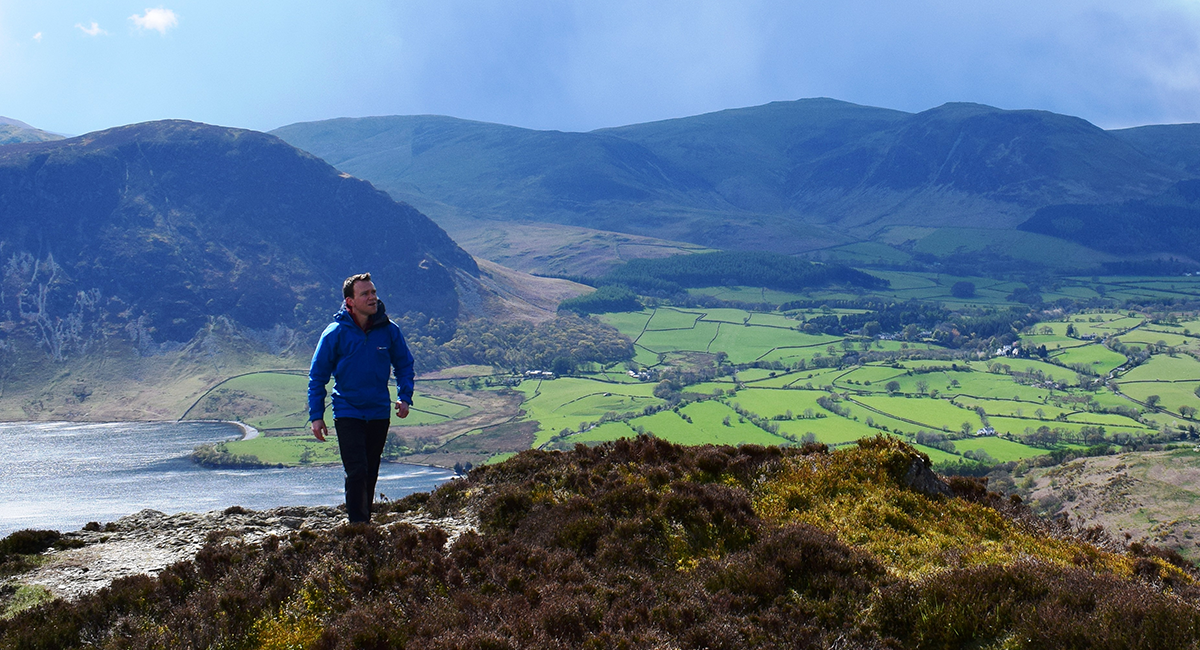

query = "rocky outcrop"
[[902, 455, 954, 497], [13, 504, 476, 603]]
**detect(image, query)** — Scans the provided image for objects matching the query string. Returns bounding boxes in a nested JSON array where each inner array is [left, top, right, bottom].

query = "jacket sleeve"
[[307, 325, 338, 421], [390, 323, 416, 405]]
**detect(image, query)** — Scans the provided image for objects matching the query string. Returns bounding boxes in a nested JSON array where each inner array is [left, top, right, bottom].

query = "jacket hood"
[[333, 299, 390, 331]]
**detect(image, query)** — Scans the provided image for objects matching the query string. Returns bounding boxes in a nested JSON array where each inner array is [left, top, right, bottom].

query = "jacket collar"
[[334, 300, 389, 331]]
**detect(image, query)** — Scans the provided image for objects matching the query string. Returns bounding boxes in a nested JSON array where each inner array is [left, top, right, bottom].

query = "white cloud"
[[129, 8, 178, 35], [75, 22, 107, 37], [32, 32, 42, 42]]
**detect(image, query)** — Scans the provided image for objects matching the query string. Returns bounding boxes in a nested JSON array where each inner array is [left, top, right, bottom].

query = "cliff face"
[[0, 120, 477, 350]]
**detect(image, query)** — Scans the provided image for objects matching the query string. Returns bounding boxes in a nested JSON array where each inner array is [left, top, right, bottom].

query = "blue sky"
[[2, 1, 1199, 136]]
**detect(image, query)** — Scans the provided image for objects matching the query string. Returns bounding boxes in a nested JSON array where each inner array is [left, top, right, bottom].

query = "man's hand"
[[311, 419, 328, 442], [395, 400, 410, 419]]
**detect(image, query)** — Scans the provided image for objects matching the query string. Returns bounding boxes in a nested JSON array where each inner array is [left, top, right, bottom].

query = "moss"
[[753, 437, 1159, 581], [1, 584, 54, 620]]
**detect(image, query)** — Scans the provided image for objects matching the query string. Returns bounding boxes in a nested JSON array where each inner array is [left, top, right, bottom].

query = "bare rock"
[[12, 504, 474, 602], [903, 457, 953, 497]]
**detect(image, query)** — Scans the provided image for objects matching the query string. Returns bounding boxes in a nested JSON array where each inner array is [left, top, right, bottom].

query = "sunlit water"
[[0, 421, 455, 537]]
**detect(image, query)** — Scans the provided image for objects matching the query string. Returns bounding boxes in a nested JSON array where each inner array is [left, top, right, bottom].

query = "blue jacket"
[[307, 301, 415, 422]]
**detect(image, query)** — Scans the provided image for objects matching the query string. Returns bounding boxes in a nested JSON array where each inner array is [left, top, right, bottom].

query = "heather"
[[3, 436, 1198, 649]]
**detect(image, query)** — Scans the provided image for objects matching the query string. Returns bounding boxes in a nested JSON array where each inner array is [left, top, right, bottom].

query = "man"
[[308, 273, 414, 524]]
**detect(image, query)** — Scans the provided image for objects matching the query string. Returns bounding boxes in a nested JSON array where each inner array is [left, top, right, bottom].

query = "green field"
[[952, 436, 1051, 462], [1122, 354, 1200, 382], [689, 286, 810, 304], [855, 394, 983, 433], [188, 276, 1200, 471], [633, 400, 793, 447], [513, 377, 660, 447], [912, 443, 962, 465], [1118, 331, 1193, 349], [643, 307, 705, 330], [224, 434, 342, 465], [1050, 344, 1127, 372], [185, 371, 467, 432], [187, 372, 311, 430], [1115, 380, 1200, 416], [645, 325, 830, 364]]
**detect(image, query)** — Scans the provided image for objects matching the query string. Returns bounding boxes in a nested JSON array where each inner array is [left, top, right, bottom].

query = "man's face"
[[346, 280, 378, 316]]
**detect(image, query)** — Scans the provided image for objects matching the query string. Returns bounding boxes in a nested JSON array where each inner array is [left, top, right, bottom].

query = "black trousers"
[[334, 418, 390, 523]]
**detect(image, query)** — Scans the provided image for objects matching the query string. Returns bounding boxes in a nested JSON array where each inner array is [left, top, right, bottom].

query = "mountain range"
[[4, 97, 1200, 359], [272, 99, 1200, 271]]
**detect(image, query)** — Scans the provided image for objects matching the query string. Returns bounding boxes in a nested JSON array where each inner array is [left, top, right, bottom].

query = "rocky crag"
[[4, 502, 477, 609]]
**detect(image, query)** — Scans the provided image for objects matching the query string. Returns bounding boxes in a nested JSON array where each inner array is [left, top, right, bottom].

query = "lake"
[[0, 421, 456, 537]]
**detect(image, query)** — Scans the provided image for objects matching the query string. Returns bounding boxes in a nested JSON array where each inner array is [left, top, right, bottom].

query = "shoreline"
[[0, 418, 259, 440], [0, 418, 460, 471], [0, 419, 255, 441]]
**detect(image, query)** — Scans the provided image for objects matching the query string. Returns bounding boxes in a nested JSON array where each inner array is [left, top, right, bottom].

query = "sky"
[[2, 1, 1200, 136]]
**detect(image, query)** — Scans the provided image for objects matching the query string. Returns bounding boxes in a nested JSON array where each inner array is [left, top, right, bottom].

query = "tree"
[[1180, 405, 1197, 420], [886, 380, 901, 395], [1146, 394, 1161, 409], [951, 281, 976, 298], [915, 379, 929, 395], [551, 356, 576, 376]]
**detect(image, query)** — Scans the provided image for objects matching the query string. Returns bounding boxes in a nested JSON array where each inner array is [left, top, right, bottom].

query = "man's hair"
[[343, 273, 372, 299]]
